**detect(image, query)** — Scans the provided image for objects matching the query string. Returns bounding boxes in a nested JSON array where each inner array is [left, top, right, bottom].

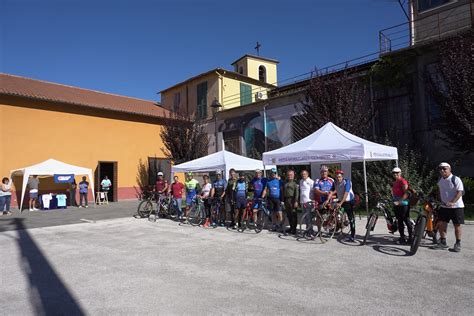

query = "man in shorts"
[[28, 175, 40, 211], [233, 172, 248, 229], [250, 169, 267, 226], [432, 162, 465, 252], [225, 168, 238, 228], [263, 168, 283, 231], [211, 170, 226, 226]]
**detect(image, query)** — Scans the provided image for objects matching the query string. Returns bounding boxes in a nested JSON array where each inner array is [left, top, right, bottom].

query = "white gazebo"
[[10, 159, 95, 211], [262, 122, 398, 211], [172, 149, 275, 179]]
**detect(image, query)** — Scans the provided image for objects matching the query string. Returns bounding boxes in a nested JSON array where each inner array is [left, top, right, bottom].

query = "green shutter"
[[197, 81, 208, 119], [240, 83, 252, 106]]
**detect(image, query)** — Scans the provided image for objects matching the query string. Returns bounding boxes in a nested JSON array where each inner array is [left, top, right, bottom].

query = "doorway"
[[96, 161, 118, 202]]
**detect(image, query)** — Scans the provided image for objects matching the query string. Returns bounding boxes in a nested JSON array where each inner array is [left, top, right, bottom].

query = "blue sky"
[[1, 0, 406, 101]]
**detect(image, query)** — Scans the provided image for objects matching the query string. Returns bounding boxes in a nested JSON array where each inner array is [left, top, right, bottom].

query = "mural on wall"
[[218, 103, 295, 158]]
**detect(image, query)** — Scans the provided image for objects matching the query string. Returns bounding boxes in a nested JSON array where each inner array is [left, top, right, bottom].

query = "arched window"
[[259, 65, 266, 83]]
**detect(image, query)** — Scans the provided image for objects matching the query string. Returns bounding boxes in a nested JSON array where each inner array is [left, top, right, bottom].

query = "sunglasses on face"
[[439, 167, 448, 171], [392, 172, 400, 175]]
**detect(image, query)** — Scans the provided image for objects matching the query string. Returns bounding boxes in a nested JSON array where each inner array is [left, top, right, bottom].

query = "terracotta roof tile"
[[0, 73, 170, 118]]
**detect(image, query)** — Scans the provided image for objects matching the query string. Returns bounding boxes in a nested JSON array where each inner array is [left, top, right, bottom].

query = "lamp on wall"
[[211, 98, 222, 152]]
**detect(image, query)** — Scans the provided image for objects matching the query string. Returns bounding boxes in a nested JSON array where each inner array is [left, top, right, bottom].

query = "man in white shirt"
[[299, 170, 314, 205], [432, 162, 465, 252]]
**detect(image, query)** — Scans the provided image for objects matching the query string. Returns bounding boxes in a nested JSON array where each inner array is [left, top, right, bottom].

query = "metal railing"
[[379, 2, 473, 54]]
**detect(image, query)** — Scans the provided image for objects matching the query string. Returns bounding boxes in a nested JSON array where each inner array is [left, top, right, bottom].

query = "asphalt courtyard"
[[1, 201, 473, 315]]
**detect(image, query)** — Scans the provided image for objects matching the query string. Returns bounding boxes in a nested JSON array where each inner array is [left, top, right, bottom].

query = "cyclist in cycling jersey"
[[250, 169, 267, 225], [328, 170, 356, 242], [185, 172, 201, 217], [313, 165, 334, 208], [155, 172, 169, 196], [233, 172, 248, 229], [211, 170, 227, 226], [200, 175, 212, 227], [263, 168, 283, 231]]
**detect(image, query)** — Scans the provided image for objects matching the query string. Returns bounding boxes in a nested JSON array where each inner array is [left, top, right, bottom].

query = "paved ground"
[[1, 201, 473, 315]]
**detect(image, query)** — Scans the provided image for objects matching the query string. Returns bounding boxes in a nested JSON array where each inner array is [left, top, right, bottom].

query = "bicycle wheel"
[[254, 209, 266, 233], [137, 200, 154, 218], [299, 211, 316, 239], [239, 211, 248, 232], [362, 214, 376, 245], [339, 211, 351, 238], [187, 205, 203, 226], [410, 215, 427, 255], [320, 211, 337, 243]]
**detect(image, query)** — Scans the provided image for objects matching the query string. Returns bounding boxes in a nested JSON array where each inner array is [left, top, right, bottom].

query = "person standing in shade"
[[69, 179, 78, 207], [28, 175, 40, 211], [283, 170, 299, 235], [101, 176, 112, 198], [79, 176, 89, 208], [432, 162, 465, 252], [391, 167, 413, 244], [0, 177, 13, 215]]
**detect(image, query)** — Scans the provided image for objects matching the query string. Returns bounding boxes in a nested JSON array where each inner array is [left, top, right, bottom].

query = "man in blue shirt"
[[78, 176, 89, 208], [250, 169, 267, 225], [328, 170, 356, 242], [263, 168, 283, 231], [233, 172, 248, 229]]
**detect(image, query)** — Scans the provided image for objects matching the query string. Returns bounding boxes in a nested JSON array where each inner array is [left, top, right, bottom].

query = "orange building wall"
[[0, 97, 169, 205]]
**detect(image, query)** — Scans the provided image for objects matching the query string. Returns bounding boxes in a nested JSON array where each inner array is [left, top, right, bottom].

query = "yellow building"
[[159, 55, 279, 120], [0, 73, 172, 206]]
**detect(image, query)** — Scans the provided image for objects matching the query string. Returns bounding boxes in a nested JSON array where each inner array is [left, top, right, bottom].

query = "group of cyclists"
[[146, 161, 465, 252], [149, 165, 358, 242]]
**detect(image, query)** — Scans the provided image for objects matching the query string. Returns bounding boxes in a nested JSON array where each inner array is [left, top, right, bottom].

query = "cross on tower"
[[254, 42, 261, 56]]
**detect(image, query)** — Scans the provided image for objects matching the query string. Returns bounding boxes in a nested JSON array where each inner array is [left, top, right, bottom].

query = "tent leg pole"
[[363, 160, 369, 217]]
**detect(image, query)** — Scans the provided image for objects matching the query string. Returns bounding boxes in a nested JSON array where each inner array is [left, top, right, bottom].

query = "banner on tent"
[[54, 174, 75, 183]]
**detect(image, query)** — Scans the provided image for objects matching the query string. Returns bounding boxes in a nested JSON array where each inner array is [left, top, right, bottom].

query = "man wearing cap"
[[283, 170, 299, 235], [263, 168, 284, 231], [433, 162, 465, 252], [313, 166, 335, 207], [250, 169, 267, 226], [184, 172, 200, 217], [391, 167, 413, 244], [155, 172, 169, 196], [328, 170, 356, 242], [211, 170, 227, 226]]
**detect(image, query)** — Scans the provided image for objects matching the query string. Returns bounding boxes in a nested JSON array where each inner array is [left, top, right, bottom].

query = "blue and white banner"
[[54, 174, 75, 183]]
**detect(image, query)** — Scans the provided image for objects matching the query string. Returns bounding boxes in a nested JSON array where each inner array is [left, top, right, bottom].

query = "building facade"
[[0, 73, 173, 206]]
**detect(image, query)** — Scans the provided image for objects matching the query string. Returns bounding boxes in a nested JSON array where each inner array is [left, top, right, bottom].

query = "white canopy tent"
[[10, 159, 95, 211], [172, 149, 275, 179], [262, 122, 398, 212]]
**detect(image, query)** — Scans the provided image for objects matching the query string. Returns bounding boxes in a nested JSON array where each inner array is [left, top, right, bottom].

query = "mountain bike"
[[362, 198, 398, 245], [186, 197, 206, 226], [137, 190, 157, 218], [423, 198, 440, 243], [409, 193, 440, 255]]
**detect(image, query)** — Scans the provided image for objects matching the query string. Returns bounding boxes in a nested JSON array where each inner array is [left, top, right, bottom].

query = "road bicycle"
[[137, 190, 157, 218], [298, 201, 323, 241], [210, 197, 225, 227], [319, 200, 339, 243], [186, 197, 208, 226], [333, 202, 351, 239], [254, 198, 271, 233], [362, 198, 398, 245], [239, 199, 258, 232]]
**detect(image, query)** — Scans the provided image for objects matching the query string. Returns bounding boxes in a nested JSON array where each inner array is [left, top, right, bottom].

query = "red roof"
[[0, 73, 170, 118]]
